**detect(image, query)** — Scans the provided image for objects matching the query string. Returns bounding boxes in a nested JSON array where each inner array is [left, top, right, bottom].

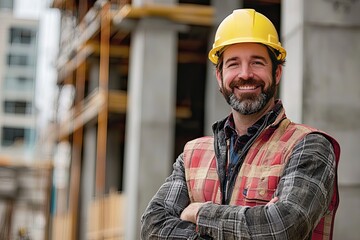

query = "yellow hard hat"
[[208, 9, 286, 64]]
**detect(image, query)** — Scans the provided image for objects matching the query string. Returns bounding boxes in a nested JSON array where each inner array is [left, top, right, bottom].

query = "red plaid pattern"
[[184, 136, 222, 204], [184, 120, 340, 240]]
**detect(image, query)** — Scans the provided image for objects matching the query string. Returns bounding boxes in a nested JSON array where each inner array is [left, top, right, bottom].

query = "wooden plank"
[[51, 0, 64, 9], [55, 213, 72, 240], [178, 52, 207, 64], [96, 1, 111, 195], [108, 90, 127, 113], [245, 0, 281, 4], [91, 41, 130, 58], [113, 4, 214, 26], [68, 60, 86, 240], [57, 89, 106, 140], [58, 43, 94, 83], [88, 192, 125, 240]]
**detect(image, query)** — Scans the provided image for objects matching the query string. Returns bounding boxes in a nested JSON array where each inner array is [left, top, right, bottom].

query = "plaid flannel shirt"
[[141, 103, 336, 240]]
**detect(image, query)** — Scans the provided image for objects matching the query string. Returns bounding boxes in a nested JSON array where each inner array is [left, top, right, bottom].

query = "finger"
[[266, 196, 279, 206]]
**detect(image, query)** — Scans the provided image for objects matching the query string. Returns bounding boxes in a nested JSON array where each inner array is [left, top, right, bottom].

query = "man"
[[141, 9, 340, 240]]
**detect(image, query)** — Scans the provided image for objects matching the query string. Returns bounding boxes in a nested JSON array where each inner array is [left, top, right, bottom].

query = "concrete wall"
[[282, 0, 360, 239]]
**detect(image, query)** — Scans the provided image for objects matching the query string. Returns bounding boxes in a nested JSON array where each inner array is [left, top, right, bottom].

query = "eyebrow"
[[252, 55, 268, 63], [224, 56, 239, 65], [224, 55, 268, 65], [251, 55, 267, 63]]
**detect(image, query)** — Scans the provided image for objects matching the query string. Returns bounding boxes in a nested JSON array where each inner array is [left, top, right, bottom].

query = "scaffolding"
[[0, 157, 53, 240], [50, 0, 213, 239]]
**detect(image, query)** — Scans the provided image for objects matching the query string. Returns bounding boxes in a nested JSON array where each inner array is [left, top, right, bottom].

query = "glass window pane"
[[7, 54, 29, 66], [2, 127, 25, 146], [9, 27, 35, 44], [4, 101, 32, 114]]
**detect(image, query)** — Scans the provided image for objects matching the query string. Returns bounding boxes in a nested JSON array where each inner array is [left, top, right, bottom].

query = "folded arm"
[[141, 134, 336, 240], [195, 133, 336, 239], [140, 153, 202, 239]]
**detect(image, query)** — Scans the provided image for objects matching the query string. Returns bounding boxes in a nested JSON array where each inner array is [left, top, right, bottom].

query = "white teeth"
[[238, 85, 256, 90]]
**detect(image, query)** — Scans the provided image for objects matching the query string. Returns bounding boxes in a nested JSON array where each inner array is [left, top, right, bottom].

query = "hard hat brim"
[[209, 40, 286, 64]]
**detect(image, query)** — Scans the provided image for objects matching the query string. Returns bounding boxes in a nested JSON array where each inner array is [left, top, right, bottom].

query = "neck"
[[232, 100, 275, 136]]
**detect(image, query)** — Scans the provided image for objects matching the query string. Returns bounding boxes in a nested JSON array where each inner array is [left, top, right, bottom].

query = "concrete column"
[[280, 0, 304, 123], [282, 0, 360, 239], [79, 126, 96, 240], [123, 10, 177, 240], [204, 0, 241, 135]]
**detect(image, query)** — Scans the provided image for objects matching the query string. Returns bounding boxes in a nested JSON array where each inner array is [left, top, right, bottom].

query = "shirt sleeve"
[[140, 153, 202, 240], [196, 133, 336, 240]]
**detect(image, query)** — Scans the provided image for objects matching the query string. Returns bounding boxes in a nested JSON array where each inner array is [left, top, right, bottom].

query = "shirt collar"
[[224, 100, 283, 139]]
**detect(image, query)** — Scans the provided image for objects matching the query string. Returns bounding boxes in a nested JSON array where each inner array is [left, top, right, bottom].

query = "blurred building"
[[48, 0, 360, 240], [0, 1, 38, 159], [0, 1, 53, 240]]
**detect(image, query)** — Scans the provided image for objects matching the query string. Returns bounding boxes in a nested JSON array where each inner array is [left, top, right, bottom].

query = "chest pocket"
[[231, 163, 284, 206]]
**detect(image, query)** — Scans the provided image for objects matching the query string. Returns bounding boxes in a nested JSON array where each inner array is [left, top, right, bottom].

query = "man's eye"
[[227, 62, 238, 68], [251, 61, 265, 66]]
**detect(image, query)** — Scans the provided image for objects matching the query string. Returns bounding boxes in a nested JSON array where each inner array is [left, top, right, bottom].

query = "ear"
[[275, 65, 282, 85], [215, 69, 223, 88]]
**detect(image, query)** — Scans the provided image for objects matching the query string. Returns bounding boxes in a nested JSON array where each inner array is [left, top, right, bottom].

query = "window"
[[4, 101, 32, 114], [7, 54, 29, 66], [1, 127, 30, 147], [9, 27, 36, 45], [18, 77, 28, 82]]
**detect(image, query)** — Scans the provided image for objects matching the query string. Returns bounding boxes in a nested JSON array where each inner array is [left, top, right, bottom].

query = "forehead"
[[223, 43, 269, 60]]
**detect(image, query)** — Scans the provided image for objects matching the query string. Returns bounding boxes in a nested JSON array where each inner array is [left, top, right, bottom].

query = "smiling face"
[[216, 43, 282, 115]]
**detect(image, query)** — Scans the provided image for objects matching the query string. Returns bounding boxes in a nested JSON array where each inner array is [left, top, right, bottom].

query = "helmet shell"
[[208, 9, 286, 64]]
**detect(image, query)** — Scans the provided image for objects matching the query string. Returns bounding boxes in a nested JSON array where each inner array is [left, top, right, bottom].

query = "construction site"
[[0, 0, 359, 239], [49, 0, 218, 239]]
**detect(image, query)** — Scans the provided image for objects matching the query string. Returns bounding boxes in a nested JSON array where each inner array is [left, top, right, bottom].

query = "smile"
[[237, 85, 258, 90]]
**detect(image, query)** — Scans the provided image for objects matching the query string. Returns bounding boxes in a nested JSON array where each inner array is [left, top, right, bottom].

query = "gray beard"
[[228, 93, 268, 115]]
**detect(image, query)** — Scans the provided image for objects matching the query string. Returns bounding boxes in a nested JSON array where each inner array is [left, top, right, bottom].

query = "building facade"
[[49, 0, 360, 239], [0, 2, 53, 240], [0, 9, 38, 159]]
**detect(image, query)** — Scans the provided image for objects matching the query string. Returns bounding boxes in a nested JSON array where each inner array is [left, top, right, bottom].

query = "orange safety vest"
[[184, 118, 340, 240]]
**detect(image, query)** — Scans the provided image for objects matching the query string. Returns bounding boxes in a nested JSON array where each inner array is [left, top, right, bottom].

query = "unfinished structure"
[[50, 0, 215, 239], [48, 1, 300, 240]]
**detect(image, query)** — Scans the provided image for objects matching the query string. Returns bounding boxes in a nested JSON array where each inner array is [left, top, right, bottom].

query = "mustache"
[[229, 79, 265, 89]]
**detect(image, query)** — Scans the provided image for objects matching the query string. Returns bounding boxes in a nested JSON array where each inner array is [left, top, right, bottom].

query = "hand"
[[266, 196, 279, 206], [180, 197, 277, 224], [180, 202, 207, 223]]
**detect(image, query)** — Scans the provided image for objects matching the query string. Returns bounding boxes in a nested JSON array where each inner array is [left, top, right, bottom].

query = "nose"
[[237, 64, 254, 80]]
